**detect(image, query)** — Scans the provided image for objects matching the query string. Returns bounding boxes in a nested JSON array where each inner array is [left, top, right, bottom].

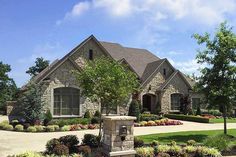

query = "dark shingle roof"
[[100, 41, 160, 79]]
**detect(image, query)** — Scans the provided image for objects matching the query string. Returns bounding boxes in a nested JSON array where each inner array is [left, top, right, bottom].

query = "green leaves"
[[74, 57, 139, 114], [26, 57, 49, 77]]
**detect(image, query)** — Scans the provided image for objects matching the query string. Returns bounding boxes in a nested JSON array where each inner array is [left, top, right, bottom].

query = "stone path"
[[0, 116, 236, 156]]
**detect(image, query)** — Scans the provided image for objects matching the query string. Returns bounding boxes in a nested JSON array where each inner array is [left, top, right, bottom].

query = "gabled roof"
[[158, 70, 193, 90]]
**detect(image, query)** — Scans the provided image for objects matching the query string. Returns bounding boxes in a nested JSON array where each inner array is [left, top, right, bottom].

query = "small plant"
[[35, 125, 45, 132], [52, 144, 69, 156], [82, 134, 100, 148], [151, 140, 159, 146], [128, 100, 141, 122], [187, 140, 196, 146], [27, 126, 37, 132], [46, 125, 55, 132], [94, 110, 101, 117], [77, 145, 91, 157], [3, 124, 14, 131], [134, 137, 144, 148], [203, 134, 231, 151], [53, 125, 60, 131], [91, 117, 100, 124], [43, 110, 52, 126], [61, 125, 70, 131], [15, 124, 24, 131], [46, 138, 60, 154], [84, 110, 92, 118], [157, 152, 170, 157], [157, 145, 171, 153], [59, 135, 79, 150], [136, 147, 154, 157], [196, 106, 202, 115], [170, 141, 177, 146]]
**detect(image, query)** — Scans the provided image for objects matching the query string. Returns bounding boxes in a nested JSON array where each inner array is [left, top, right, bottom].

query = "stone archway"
[[142, 94, 156, 113]]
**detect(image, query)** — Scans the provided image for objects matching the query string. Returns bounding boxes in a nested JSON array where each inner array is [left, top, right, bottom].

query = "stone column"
[[102, 116, 136, 157]]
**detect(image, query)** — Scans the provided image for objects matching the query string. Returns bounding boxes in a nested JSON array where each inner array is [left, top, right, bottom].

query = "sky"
[[0, 0, 236, 87]]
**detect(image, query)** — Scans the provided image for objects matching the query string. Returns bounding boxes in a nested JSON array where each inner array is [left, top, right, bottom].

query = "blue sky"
[[0, 0, 236, 87]]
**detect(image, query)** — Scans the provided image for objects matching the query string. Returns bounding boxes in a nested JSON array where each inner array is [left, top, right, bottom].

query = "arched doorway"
[[171, 93, 182, 110], [142, 94, 156, 113]]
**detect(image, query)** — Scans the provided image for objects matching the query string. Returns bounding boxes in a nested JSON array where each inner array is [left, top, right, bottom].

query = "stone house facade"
[[24, 35, 202, 118]]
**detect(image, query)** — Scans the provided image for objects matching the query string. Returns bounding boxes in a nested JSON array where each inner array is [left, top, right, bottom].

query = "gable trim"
[[118, 58, 140, 79]]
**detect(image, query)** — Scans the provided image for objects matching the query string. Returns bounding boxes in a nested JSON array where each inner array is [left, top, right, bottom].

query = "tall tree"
[[193, 22, 236, 134], [26, 57, 49, 77], [0, 61, 18, 112], [74, 57, 139, 138]]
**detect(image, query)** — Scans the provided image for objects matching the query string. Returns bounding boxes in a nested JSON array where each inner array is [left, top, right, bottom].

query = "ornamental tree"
[[193, 22, 236, 134], [74, 57, 139, 137], [26, 57, 49, 77]]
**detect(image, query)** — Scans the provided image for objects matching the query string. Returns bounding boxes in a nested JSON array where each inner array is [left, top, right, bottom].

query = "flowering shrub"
[[135, 119, 183, 127]]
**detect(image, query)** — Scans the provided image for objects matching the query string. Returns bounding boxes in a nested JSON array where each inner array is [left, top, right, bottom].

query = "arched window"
[[54, 87, 80, 116], [171, 93, 182, 110]]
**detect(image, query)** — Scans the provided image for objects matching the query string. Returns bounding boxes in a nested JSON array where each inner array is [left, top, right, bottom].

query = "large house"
[[26, 35, 202, 118]]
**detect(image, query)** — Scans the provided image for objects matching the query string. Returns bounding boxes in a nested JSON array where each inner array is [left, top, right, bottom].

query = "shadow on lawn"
[[157, 134, 209, 143]]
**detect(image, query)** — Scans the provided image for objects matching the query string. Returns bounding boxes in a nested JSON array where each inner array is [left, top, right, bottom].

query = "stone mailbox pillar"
[[102, 116, 136, 157]]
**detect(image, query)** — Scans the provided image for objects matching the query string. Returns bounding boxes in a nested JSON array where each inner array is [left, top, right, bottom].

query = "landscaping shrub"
[[94, 110, 101, 117], [84, 110, 92, 118], [134, 137, 144, 148], [128, 100, 141, 122], [53, 125, 60, 131], [51, 118, 90, 126], [208, 110, 222, 116], [203, 134, 231, 151], [82, 134, 99, 148], [151, 140, 159, 146], [61, 125, 70, 131], [11, 119, 19, 127], [0, 120, 9, 129], [26, 126, 37, 132], [196, 106, 202, 116], [59, 135, 79, 150], [46, 125, 55, 132], [77, 145, 91, 157], [157, 152, 170, 157], [140, 113, 160, 121], [11, 151, 42, 157], [187, 140, 196, 146], [15, 124, 24, 131], [3, 124, 13, 131], [43, 110, 52, 126], [87, 124, 96, 129], [91, 117, 100, 124], [46, 138, 61, 154], [35, 125, 45, 132], [52, 144, 69, 156], [165, 114, 210, 123], [136, 147, 154, 157]]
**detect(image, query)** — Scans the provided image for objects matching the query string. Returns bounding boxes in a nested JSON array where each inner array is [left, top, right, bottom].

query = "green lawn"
[[210, 118, 236, 123], [137, 129, 236, 144]]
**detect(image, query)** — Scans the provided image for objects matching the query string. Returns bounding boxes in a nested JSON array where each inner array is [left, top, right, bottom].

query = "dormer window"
[[89, 49, 93, 60], [163, 68, 166, 76]]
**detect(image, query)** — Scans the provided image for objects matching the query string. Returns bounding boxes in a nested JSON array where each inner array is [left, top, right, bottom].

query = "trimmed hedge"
[[165, 114, 210, 123]]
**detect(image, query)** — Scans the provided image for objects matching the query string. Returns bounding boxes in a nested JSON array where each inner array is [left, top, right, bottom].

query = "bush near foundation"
[[165, 114, 210, 123]]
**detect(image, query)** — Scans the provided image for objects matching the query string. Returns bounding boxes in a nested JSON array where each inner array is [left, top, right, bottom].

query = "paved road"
[[1, 116, 236, 156]]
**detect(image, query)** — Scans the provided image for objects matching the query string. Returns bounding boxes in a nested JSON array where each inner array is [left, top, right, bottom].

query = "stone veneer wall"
[[160, 73, 189, 113]]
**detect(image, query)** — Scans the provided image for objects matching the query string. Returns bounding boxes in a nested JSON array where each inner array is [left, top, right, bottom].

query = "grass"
[[137, 129, 236, 144], [210, 118, 236, 123]]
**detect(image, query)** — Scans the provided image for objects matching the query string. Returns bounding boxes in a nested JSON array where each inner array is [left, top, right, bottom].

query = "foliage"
[[59, 135, 79, 151], [50, 118, 90, 127], [93, 110, 101, 117], [151, 140, 159, 146], [13, 151, 42, 157], [207, 110, 222, 116], [0, 61, 18, 113], [140, 113, 161, 121], [17, 83, 44, 124], [82, 134, 99, 148], [45, 125, 55, 132], [46, 138, 60, 154], [165, 114, 210, 123], [136, 147, 154, 157], [43, 110, 52, 126], [3, 124, 13, 130], [77, 145, 91, 157], [74, 57, 139, 115], [91, 117, 100, 124], [196, 106, 202, 115], [193, 22, 236, 134], [52, 144, 69, 156], [187, 140, 196, 146], [35, 125, 45, 132], [26, 126, 37, 132], [84, 110, 92, 118], [134, 137, 144, 148], [128, 100, 141, 122], [60, 125, 70, 131], [203, 134, 231, 151], [26, 57, 49, 77], [15, 124, 24, 131]]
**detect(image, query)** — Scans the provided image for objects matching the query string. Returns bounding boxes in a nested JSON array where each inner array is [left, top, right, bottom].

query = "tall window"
[[54, 87, 80, 116], [163, 68, 166, 76], [171, 93, 182, 110], [89, 49, 93, 60]]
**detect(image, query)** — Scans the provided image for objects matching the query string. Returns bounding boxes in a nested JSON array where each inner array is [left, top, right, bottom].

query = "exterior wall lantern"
[[119, 125, 127, 141]]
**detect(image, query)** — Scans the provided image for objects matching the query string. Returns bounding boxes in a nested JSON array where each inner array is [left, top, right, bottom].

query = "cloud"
[[168, 51, 184, 56], [169, 59, 205, 75]]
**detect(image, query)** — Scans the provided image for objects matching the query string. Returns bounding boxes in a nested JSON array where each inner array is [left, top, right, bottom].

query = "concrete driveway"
[[0, 117, 236, 156]]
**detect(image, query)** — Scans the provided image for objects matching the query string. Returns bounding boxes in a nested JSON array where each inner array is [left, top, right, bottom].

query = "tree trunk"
[[223, 105, 227, 134]]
